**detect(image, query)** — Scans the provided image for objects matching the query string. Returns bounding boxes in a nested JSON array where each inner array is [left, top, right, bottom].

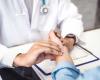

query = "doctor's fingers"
[[33, 41, 61, 52], [49, 31, 63, 48], [35, 45, 62, 56], [34, 54, 56, 64], [34, 40, 60, 47], [34, 53, 45, 64], [44, 54, 56, 60]]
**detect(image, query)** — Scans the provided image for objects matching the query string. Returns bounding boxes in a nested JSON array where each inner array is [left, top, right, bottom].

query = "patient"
[[49, 31, 100, 80]]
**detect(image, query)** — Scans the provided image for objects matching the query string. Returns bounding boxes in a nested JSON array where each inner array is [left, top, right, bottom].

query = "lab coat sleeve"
[[0, 44, 19, 68], [58, 0, 84, 38]]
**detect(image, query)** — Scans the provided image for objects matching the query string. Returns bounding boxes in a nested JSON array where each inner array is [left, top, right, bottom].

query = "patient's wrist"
[[56, 47, 73, 64], [56, 54, 73, 64]]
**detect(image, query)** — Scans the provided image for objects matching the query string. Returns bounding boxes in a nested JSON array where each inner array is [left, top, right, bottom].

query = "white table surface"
[[71, 28, 100, 72]]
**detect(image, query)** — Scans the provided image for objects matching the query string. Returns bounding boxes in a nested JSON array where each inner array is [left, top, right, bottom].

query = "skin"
[[56, 46, 73, 64], [14, 31, 75, 67], [49, 31, 75, 52], [48, 31, 74, 64], [13, 41, 61, 67]]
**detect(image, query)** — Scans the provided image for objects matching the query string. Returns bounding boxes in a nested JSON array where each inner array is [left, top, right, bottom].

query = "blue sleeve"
[[77, 67, 100, 80], [51, 61, 80, 80], [51, 61, 100, 80]]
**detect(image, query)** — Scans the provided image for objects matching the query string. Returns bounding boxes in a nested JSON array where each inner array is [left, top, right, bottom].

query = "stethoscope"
[[40, 0, 48, 15]]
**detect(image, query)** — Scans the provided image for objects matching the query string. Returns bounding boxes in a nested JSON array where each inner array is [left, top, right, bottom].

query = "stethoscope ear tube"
[[42, 0, 46, 5]]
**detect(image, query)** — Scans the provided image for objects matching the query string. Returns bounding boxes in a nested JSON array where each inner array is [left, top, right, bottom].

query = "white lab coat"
[[0, 0, 83, 68]]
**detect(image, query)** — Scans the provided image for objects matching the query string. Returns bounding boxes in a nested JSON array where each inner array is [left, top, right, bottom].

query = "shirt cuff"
[[60, 19, 84, 43], [0, 44, 19, 68], [52, 61, 79, 73]]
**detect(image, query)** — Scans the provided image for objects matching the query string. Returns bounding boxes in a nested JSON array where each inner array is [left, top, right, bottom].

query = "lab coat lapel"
[[12, 0, 25, 16], [31, 0, 53, 31], [13, 0, 31, 27], [31, 0, 58, 35], [31, 0, 40, 30]]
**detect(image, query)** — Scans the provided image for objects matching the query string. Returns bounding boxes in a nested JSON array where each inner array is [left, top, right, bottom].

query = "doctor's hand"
[[49, 31, 68, 53], [49, 31, 63, 49], [13, 41, 61, 67], [49, 31, 75, 52]]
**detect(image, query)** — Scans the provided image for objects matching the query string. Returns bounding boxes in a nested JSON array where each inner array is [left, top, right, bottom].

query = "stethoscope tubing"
[[42, 0, 46, 5], [40, 0, 48, 14]]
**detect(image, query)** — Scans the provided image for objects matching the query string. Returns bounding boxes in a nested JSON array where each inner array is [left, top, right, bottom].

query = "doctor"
[[0, 0, 83, 78]]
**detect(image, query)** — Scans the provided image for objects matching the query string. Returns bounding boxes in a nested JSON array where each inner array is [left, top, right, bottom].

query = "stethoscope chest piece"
[[40, 5, 48, 15], [40, 0, 49, 15]]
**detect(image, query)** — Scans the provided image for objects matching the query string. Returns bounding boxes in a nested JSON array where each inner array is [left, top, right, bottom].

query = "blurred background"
[[72, 0, 100, 31]]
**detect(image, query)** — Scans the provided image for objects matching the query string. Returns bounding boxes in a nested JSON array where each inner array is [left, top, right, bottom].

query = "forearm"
[[13, 53, 35, 67], [56, 53, 73, 64], [52, 47, 79, 80], [56, 47, 73, 64]]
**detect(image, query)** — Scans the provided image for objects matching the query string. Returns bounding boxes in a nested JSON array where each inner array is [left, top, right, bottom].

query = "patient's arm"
[[55, 46, 73, 64], [52, 46, 80, 80]]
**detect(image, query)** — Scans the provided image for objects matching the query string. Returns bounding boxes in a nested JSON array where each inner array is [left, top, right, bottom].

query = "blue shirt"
[[51, 61, 100, 80]]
